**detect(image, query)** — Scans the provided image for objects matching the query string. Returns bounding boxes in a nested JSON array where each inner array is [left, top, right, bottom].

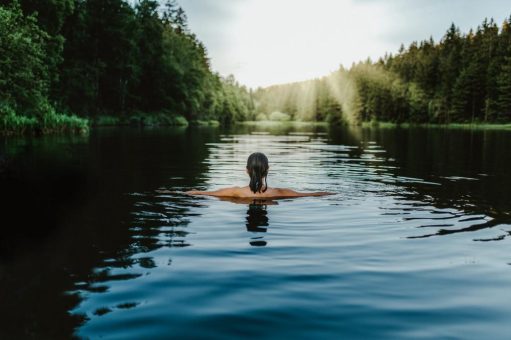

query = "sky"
[[178, 0, 511, 89]]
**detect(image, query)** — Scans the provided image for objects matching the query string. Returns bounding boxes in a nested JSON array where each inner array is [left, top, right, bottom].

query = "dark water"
[[1, 124, 511, 339]]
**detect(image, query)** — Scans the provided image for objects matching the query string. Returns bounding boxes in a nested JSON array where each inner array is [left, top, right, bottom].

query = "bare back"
[[186, 186, 331, 198]]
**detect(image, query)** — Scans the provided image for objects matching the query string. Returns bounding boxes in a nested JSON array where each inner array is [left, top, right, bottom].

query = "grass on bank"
[[41, 111, 89, 133], [93, 114, 223, 127], [240, 119, 511, 131], [238, 120, 329, 127], [1, 108, 213, 135], [5, 103, 511, 135], [93, 112, 189, 127], [1, 104, 89, 135], [189, 120, 220, 127]]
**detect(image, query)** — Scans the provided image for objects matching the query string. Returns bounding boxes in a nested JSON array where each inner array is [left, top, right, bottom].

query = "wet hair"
[[246, 152, 269, 193]]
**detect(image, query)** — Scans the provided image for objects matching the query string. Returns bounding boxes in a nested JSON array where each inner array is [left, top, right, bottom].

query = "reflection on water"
[[1, 125, 511, 339], [218, 197, 277, 246], [246, 202, 270, 246]]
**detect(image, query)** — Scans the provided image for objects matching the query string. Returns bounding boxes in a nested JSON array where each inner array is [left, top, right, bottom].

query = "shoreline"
[[236, 120, 328, 126], [361, 121, 511, 130], [4, 118, 511, 136]]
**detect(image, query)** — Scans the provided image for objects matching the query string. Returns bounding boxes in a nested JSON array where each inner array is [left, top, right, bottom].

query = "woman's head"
[[246, 152, 269, 193]]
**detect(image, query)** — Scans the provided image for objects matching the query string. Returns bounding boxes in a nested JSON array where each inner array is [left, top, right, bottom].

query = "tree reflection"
[[0, 127, 216, 339], [329, 125, 511, 241]]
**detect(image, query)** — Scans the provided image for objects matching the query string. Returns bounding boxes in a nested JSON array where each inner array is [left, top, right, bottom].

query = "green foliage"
[[127, 112, 189, 126], [0, 2, 49, 114], [210, 75, 254, 124], [0, 102, 37, 133], [256, 113, 268, 121], [0, 99, 88, 134], [497, 55, 511, 121], [40, 109, 89, 133], [55, 0, 253, 122], [93, 112, 190, 127], [268, 111, 291, 121], [254, 15, 511, 125], [0, 2, 88, 134], [94, 115, 121, 126], [381, 17, 511, 123], [1, 0, 253, 134], [190, 119, 220, 127], [171, 115, 189, 126]]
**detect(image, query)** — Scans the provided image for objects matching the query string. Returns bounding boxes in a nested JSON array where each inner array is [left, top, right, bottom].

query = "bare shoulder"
[[212, 186, 243, 197]]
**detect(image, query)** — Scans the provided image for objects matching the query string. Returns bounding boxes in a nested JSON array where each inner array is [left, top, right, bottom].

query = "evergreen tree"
[[0, 2, 49, 114], [255, 15, 511, 125], [497, 18, 511, 120]]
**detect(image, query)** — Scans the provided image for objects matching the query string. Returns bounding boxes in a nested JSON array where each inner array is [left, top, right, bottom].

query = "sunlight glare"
[[228, 0, 390, 88]]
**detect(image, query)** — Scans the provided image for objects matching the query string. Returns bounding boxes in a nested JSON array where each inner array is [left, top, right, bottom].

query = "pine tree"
[[497, 56, 511, 120], [496, 18, 511, 120]]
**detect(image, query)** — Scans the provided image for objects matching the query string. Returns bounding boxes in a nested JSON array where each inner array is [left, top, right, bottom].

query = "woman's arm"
[[274, 188, 333, 197], [186, 187, 240, 197]]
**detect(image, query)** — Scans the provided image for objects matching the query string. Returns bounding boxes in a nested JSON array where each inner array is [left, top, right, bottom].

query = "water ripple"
[[68, 127, 511, 339]]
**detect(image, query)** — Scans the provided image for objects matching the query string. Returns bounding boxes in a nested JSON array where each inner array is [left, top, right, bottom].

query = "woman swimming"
[[186, 152, 332, 198]]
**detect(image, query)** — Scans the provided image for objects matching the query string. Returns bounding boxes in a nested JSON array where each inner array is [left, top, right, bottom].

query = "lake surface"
[[1, 124, 511, 339]]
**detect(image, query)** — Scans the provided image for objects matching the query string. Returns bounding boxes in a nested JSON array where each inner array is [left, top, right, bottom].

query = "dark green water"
[[1, 124, 511, 339]]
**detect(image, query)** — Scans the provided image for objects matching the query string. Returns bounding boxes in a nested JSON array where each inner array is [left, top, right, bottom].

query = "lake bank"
[[0, 112, 223, 135], [241, 120, 511, 131], [237, 120, 329, 127], [4, 115, 511, 136], [361, 121, 511, 130], [0, 110, 89, 135]]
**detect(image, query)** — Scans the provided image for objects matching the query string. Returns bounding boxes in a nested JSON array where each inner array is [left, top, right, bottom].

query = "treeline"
[[254, 16, 511, 124], [253, 77, 345, 123], [0, 0, 254, 133]]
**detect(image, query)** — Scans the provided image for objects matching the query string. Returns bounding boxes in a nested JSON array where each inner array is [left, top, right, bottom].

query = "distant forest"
[[0, 0, 254, 133], [254, 17, 511, 124]]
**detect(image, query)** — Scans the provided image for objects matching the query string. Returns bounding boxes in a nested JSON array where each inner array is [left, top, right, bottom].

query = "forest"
[[254, 17, 511, 124], [2, 1, 511, 135], [0, 0, 254, 134]]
